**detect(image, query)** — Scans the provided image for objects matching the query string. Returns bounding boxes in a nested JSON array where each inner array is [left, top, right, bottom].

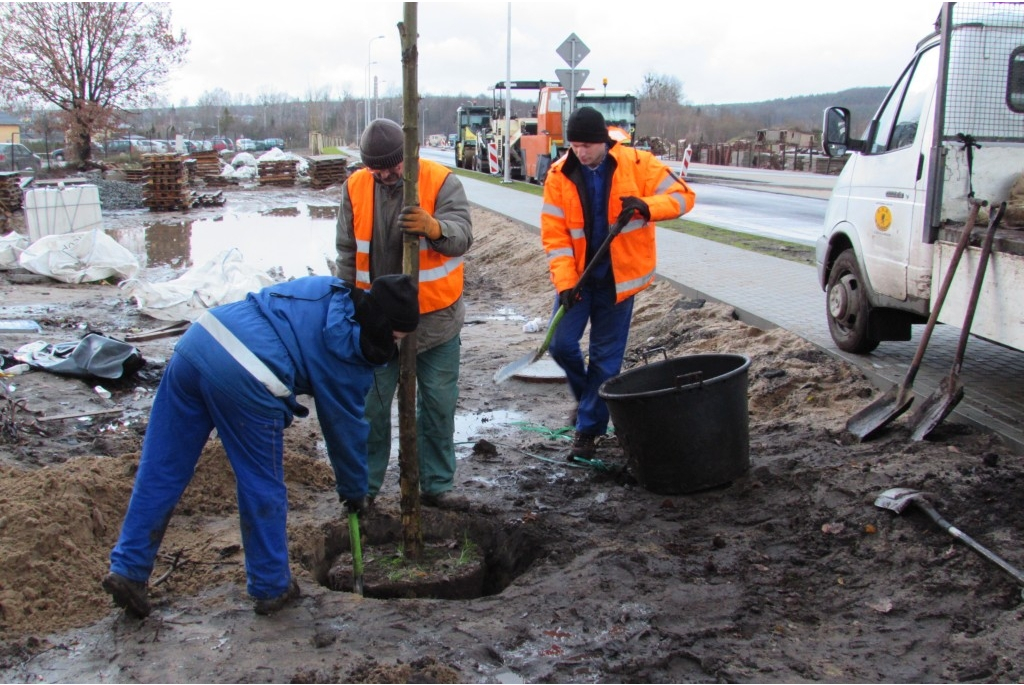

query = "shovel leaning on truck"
[[845, 199, 985, 441], [908, 202, 1005, 441], [874, 487, 1024, 595]]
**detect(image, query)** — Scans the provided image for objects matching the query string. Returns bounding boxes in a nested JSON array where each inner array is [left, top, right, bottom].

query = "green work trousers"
[[365, 334, 461, 497]]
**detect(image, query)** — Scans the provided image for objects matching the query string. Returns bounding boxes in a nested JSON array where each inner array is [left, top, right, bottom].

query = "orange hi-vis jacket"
[[541, 143, 695, 303], [347, 160, 464, 314]]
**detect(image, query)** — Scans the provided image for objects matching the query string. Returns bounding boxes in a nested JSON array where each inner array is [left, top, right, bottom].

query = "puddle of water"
[[107, 202, 339, 280], [314, 408, 525, 461]]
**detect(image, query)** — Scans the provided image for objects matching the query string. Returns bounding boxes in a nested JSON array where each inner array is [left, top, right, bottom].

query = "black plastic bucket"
[[598, 354, 751, 495]]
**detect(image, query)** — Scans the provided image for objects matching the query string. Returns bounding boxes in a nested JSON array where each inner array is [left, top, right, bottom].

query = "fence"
[[665, 140, 847, 175]]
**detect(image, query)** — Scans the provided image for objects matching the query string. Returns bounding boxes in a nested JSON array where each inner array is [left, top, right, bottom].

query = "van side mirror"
[[822, 107, 851, 157]]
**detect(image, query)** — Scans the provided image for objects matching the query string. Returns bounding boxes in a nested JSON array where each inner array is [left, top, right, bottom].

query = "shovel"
[[348, 511, 364, 596], [845, 199, 984, 441], [874, 487, 1024, 589], [908, 201, 1005, 441], [494, 211, 630, 383]]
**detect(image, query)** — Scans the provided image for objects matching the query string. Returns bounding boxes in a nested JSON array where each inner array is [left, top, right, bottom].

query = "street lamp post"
[[366, 34, 384, 129]]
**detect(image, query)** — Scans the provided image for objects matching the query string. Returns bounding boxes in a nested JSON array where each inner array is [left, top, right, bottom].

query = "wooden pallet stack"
[[257, 159, 297, 187], [141, 153, 192, 211], [306, 155, 349, 189], [0, 172, 23, 212], [123, 168, 147, 184], [191, 150, 223, 183]]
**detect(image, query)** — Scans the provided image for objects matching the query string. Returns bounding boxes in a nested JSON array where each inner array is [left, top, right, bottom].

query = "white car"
[[235, 138, 256, 152]]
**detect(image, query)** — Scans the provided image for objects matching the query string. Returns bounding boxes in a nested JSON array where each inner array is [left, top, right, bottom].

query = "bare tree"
[[0, 3, 188, 168]]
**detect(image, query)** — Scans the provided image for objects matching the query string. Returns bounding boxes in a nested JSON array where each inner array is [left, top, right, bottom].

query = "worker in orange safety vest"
[[541, 106, 695, 462], [336, 118, 474, 511]]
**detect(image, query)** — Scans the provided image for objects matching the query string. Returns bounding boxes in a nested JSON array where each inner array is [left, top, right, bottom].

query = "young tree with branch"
[[0, 3, 189, 168]]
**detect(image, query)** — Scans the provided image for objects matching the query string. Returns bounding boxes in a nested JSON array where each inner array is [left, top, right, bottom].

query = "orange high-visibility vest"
[[541, 144, 694, 303], [348, 159, 464, 314]]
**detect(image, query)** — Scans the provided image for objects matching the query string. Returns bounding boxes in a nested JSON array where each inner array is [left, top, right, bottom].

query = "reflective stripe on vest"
[[348, 159, 464, 314]]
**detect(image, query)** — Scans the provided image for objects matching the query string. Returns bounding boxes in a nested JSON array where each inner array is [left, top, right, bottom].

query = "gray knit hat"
[[566, 106, 611, 144], [360, 119, 404, 169]]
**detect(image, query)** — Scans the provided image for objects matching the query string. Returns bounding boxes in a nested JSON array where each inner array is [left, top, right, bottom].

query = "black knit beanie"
[[367, 274, 419, 332], [566, 106, 611, 144], [351, 289, 396, 365], [360, 119, 404, 169]]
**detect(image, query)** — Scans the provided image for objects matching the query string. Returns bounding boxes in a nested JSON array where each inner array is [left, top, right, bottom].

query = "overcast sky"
[[162, 1, 944, 107]]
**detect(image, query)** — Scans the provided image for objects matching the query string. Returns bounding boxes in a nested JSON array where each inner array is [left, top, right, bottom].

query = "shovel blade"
[[907, 376, 964, 442], [493, 348, 543, 383], [874, 487, 926, 513], [845, 385, 915, 441]]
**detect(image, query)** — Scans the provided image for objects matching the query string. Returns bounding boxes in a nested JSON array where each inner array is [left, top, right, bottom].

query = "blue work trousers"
[[365, 334, 461, 497], [548, 283, 634, 437], [109, 354, 292, 600]]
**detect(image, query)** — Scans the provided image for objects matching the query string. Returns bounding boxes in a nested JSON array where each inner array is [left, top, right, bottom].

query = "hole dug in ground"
[[309, 509, 544, 600]]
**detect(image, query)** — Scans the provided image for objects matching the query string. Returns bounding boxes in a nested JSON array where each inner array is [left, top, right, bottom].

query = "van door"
[[848, 44, 940, 302]]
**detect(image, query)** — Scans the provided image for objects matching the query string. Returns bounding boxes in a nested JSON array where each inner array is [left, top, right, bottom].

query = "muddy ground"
[[1, 180, 1023, 683]]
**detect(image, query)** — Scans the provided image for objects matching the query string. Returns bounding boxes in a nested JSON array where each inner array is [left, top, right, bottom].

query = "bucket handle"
[[675, 371, 704, 390], [640, 346, 668, 365]]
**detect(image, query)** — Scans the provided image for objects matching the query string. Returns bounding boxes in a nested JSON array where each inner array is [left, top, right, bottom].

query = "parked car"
[[130, 140, 160, 154], [211, 137, 232, 152], [264, 137, 285, 150], [104, 139, 135, 155], [169, 139, 198, 154], [51, 142, 104, 162], [0, 143, 42, 171], [235, 138, 256, 152]]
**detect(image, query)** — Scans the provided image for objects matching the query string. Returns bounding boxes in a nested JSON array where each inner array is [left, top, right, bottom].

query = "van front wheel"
[[826, 249, 880, 354]]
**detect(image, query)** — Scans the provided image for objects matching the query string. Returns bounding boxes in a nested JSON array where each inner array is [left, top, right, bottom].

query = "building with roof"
[[0, 112, 21, 145]]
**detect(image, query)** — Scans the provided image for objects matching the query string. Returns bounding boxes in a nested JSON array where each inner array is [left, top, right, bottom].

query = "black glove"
[[341, 496, 369, 516], [619, 196, 651, 222], [559, 289, 579, 311]]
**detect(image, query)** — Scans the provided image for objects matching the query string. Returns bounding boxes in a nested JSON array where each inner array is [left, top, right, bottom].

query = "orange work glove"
[[399, 206, 442, 240]]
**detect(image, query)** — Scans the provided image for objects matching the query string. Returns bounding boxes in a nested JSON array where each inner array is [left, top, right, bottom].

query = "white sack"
[[0, 231, 29, 270], [17, 229, 139, 283], [120, 248, 275, 322]]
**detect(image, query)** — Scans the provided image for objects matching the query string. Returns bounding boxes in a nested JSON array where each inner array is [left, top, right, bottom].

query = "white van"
[[817, 2, 1024, 354]]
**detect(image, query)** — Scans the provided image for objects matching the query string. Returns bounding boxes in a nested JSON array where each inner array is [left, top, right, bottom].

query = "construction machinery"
[[520, 81, 638, 184], [453, 103, 491, 170], [467, 79, 638, 183]]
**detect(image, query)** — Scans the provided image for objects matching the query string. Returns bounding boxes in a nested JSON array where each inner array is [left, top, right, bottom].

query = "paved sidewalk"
[[460, 176, 1024, 453]]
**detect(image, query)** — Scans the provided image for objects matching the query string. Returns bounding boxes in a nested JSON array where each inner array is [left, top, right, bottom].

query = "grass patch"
[[369, 535, 482, 583], [660, 218, 815, 266]]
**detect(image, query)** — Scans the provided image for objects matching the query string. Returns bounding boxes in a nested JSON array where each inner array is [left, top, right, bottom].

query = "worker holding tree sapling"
[[336, 118, 474, 511], [541, 106, 695, 461]]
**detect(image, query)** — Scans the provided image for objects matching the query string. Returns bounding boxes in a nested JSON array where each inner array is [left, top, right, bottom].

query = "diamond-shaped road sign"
[[556, 33, 589, 68]]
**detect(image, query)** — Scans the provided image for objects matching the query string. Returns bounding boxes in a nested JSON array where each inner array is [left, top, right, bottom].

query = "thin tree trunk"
[[397, 2, 423, 562]]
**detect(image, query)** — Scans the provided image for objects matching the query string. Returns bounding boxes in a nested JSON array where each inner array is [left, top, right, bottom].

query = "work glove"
[[399, 206, 442, 240], [558, 289, 579, 311], [341, 496, 369, 516], [619, 196, 651, 222]]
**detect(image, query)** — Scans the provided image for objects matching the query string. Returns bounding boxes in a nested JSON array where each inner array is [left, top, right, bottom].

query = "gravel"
[[87, 175, 146, 211]]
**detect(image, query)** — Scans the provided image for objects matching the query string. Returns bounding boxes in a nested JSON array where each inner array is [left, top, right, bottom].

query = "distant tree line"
[[0, 0, 888, 164]]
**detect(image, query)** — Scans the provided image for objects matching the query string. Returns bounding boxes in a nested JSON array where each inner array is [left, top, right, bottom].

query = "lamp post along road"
[[366, 34, 384, 129]]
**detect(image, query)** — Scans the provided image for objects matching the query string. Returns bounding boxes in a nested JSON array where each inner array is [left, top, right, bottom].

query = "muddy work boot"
[[421, 491, 470, 511], [567, 432, 597, 462], [253, 579, 301, 616], [102, 572, 152, 618]]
